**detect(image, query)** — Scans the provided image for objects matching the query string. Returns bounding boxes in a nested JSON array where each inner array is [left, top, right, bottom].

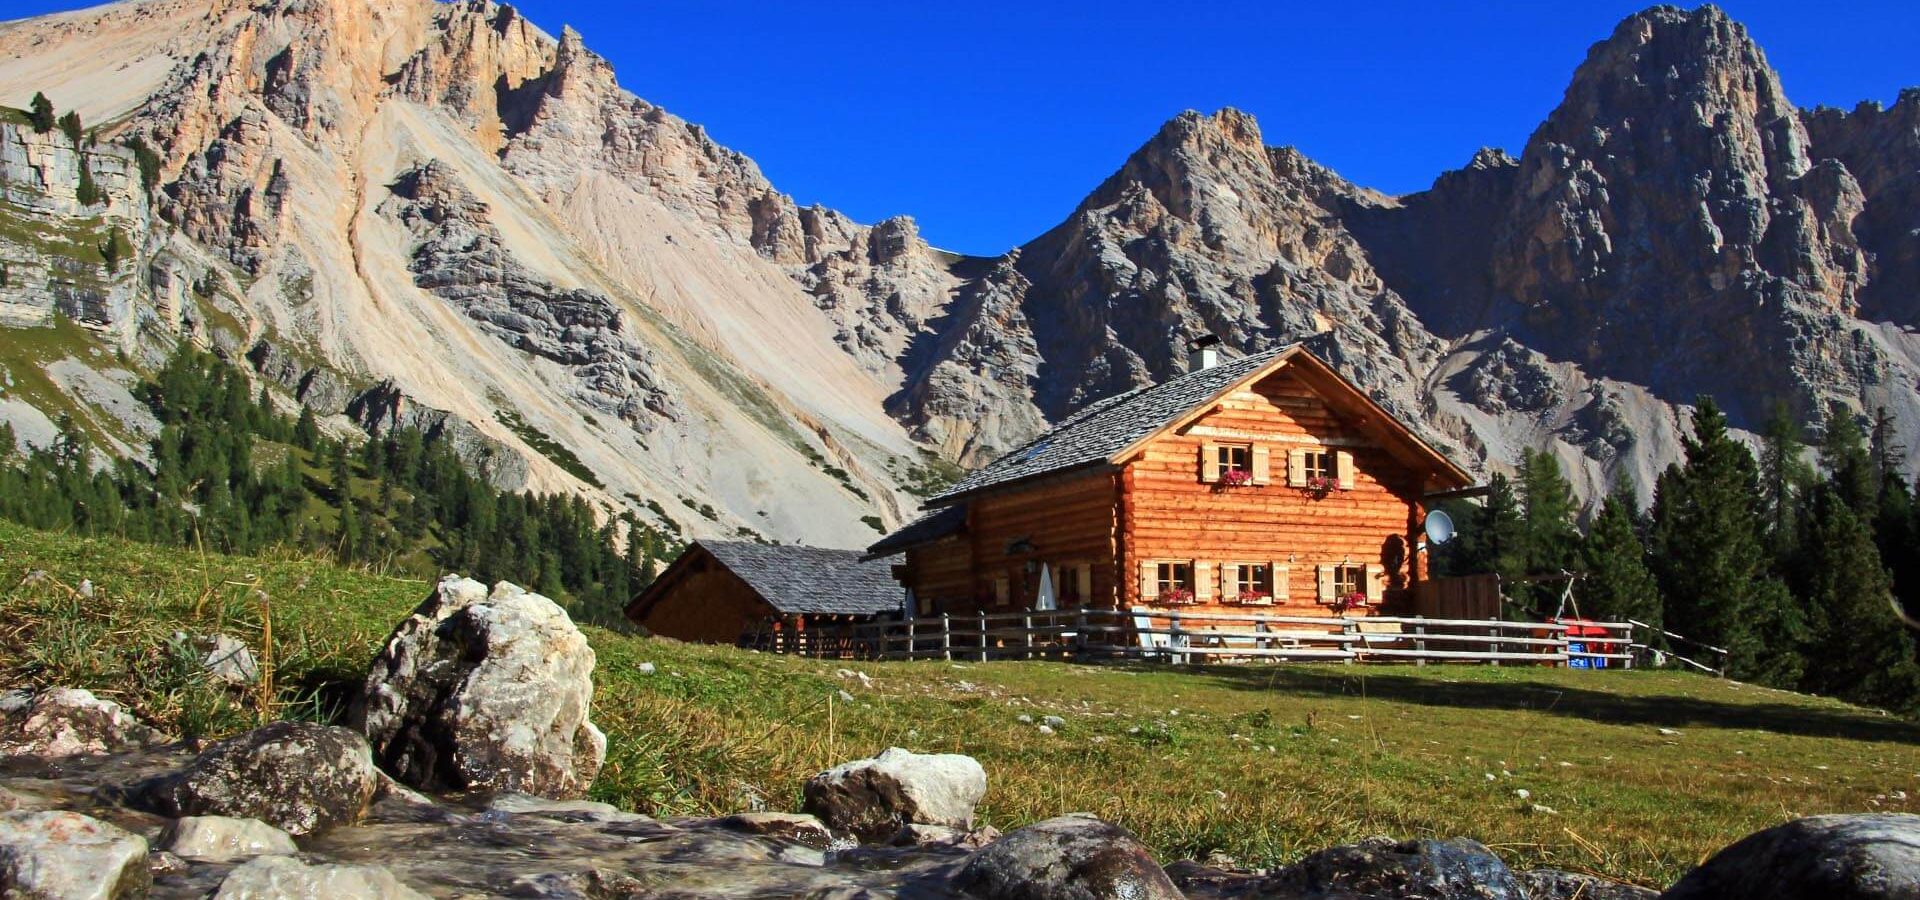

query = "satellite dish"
[[1424, 510, 1456, 546]]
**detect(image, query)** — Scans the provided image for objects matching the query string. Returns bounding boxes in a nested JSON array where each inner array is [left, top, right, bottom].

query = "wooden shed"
[[869, 343, 1473, 624], [625, 541, 905, 644]]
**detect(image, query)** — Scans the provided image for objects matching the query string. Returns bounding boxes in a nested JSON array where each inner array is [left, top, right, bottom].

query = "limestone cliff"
[[2, 0, 1917, 533]]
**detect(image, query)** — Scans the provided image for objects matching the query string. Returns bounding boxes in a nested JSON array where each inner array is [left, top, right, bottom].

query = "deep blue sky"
[[11, 2, 1918, 255]]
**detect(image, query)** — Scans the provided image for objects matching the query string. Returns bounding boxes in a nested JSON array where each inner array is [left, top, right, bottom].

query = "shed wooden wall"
[[1119, 365, 1428, 617], [638, 554, 778, 644]]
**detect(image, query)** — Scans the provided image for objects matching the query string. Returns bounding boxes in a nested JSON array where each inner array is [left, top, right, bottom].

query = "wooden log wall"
[[1121, 366, 1429, 617], [903, 470, 1120, 617]]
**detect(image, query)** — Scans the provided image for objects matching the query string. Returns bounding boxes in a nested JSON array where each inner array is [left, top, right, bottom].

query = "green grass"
[[495, 408, 603, 488], [0, 318, 129, 449], [2, 519, 1916, 888]]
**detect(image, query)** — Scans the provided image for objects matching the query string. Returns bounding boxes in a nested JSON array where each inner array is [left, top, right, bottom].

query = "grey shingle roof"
[[864, 504, 967, 559], [927, 345, 1294, 505], [701, 541, 903, 616]]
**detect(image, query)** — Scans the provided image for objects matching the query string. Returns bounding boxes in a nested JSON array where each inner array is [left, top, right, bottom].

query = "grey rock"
[[377, 161, 683, 434], [894, 822, 1000, 850], [159, 815, 297, 861], [0, 687, 163, 758], [802, 747, 988, 843], [1520, 868, 1657, 899], [1262, 836, 1524, 899], [0, 810, 151, 900], [351, 576, 606, 800], [346, 383, 531, 492], [188, 633, 259, 686], [952, 813, 1181, 900], [212, 854, 428, 899], [132, 721, 379, 836], [1661, 813, 1920, 900]]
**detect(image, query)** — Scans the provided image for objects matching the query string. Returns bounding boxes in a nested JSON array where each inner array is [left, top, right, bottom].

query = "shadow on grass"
[[1124, 663, 1920, 745]]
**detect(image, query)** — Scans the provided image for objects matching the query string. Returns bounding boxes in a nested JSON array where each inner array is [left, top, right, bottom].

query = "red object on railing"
[[1553, 617, 1621, 669]]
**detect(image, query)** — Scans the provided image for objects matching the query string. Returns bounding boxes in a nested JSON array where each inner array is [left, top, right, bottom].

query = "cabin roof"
[[629, 541, 903, 620], [926, 346, 1294, 506], [918, 344, 1470, 509], [863, 504, 967, 559]]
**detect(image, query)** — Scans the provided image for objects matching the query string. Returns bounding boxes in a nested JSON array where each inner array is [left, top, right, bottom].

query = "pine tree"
[[1453, 473, 1523, 576], [57, 110, 82, 146], [1580, 476, 1662, 632], [292, 407, 320, 450], [1650, 397, 1798, 683], [76, 160, 101, 207], [1518, 447, 1582, 610], [1758, 402, 1814, 561], [124, 135, 161, 193], [27, 93, 53, 133], [1793, 484, 1920, 712], [1819, 402, 1876, 516]]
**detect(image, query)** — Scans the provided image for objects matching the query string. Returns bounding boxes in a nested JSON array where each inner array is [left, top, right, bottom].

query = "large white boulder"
[[351, 576, 606, 799], [0, 810, 150, 899], [802, 747, 987, 843]]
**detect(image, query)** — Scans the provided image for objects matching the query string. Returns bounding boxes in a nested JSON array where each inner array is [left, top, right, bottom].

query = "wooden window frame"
[[1141, 559, 1196, 605], [1289, 448, 1355, 491], [1224, 561, 1276, 605]]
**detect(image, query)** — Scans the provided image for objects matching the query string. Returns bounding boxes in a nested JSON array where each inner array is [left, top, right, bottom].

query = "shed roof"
[[628, 541, 904, 621]]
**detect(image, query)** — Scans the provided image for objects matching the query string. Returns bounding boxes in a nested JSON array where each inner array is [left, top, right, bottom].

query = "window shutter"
[[1199, 443, 1220, 483], [1195, 561, 1215, 604], [1288, 449, 1308, 487], [1336, 451, 1356, 490], [1139, 560, 1159, 601], [1220, 563, 1237, 600], [1316, 564, 1336, 602], [1250, 445, 1271, 485], [1365, 563, 1385, 603], [1076, 565, 1093, 603], [1273, 563, 1291, 601]]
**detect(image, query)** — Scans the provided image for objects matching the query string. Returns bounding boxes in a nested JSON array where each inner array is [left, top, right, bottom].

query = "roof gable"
[[923, 344, 1468, 507]]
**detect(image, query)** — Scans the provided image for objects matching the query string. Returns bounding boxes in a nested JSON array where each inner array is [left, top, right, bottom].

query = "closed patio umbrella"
[[1035, 564, 1057, 611]]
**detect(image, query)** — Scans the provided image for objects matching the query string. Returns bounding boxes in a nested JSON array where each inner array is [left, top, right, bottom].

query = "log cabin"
[[868, 344, 1473, 629], [627, 541, 903, 644]]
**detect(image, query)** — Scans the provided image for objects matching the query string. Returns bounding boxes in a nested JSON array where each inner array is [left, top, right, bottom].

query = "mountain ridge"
[[0, 0, 1915, 539]]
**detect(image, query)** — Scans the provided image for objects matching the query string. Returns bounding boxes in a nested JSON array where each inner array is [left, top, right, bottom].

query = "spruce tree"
[[57, 110, 82, 146], [292, 407, 320, 450], [1819, 402, 1876, 516], [1518, 447, 1582, 610], [1649, 397, 1798, 683], [1455, 473, 1525, 586], [1580, 476, 1661, 632], [1794, 485, 1920, 712], [27, 93, 53, 133], [76, 160, 101, 207], [1758, 402, 1814, 561]]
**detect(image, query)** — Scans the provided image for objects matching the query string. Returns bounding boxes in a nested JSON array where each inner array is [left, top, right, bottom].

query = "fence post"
[[1415, 622, 1427, 667], [1170, 610, 1185, 665], [1489, 619, 1501, 667], [1023, 612, 1034, 660], [941, 613, 952, 661], [1343, 618, 1358, 665], [977, 611, 989, 662], [1075, 608, 1089, 659]]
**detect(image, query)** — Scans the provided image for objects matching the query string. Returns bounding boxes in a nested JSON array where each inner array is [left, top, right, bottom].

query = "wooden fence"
[[739, 608, 1640, 668]]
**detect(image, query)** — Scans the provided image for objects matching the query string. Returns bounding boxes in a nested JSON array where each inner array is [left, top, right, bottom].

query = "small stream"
[[3, 747, 974, 898]]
